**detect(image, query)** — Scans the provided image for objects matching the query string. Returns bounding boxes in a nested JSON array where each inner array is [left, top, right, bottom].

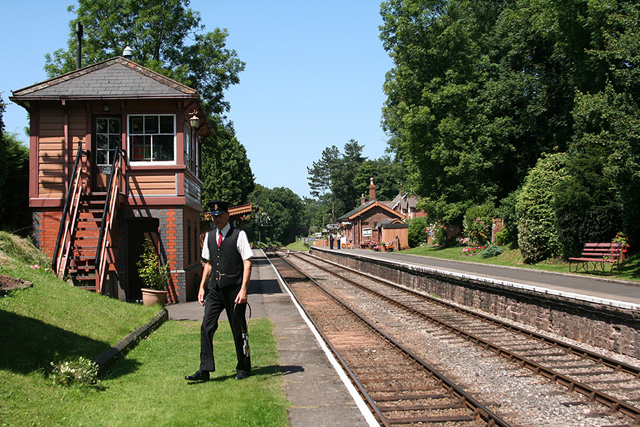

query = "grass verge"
[[0, 232, 290, 426], [395, 245, 640, 282], [285, 240, 309, 252], [2, 319, 289, 426]]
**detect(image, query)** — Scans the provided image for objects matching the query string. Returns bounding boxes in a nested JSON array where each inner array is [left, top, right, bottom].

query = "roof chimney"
[[75, 22, 83, 70], [361, 193, 366, 205], [123, 46, 133, 60], [369, 177, 376, 201]]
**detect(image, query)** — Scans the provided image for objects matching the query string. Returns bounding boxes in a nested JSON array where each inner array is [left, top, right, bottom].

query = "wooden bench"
[[568, 243, 625, 273]]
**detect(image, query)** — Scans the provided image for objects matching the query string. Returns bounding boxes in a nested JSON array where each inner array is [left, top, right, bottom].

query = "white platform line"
[[263, 250, 379, 426]]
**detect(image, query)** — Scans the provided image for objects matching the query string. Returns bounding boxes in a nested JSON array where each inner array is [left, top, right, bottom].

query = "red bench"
[[568, 243, 625, 273]]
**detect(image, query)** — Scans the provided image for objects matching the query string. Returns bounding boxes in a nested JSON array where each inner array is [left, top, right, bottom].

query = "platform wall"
[[311, 247, 640, 359]]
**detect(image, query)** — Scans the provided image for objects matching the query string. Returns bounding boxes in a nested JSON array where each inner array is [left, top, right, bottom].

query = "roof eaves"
[[11, 56, 197, 98]]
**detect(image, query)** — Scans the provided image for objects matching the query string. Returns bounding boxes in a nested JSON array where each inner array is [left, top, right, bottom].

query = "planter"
[[141, 288, 168, 307]]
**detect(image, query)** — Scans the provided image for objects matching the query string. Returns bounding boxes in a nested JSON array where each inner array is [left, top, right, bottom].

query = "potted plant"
[[137, 238, 170, 306]]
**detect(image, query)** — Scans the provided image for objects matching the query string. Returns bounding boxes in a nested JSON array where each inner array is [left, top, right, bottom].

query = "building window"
[[184, 123, 199, 175], [128, 115, 175, 162], [95, 117, 121, 171]]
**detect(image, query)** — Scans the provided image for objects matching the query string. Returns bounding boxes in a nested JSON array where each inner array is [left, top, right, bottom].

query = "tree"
[[46, 0, 253, 212], [0, 98, 30, 235], [380, 0, 509, 224], [353, 155, 403, 204], [249, 185, 305, 245], [516, 153, 568, 264], [201, 117, 255, 206], [331, 139, 366, 215], [378, 0, 613, 226], [45, 0, 244, 116], [307, 145, 339, 198]]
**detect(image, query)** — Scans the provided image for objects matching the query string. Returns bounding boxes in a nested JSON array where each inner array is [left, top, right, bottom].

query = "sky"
[[0, 1, 394, 199]]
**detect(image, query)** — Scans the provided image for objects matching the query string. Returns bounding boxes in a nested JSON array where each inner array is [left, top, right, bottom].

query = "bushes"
[[497, 189, 520, 248], [463, 204, 496, 246], [407, 217, 428, 248], [480, 245, 503, 258], [516, 153, 568, 264]]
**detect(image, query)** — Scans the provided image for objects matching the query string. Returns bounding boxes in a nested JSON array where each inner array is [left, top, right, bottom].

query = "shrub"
[[516, 153, 568, 264], [137, 238, 170, 290], [461, 245, 485, 256], [407, 217, 428, 247], [554, 147, 623, 257], [49, 357, 99, 387], [480, 245, 503, 258], [497, 189, 521, 248], [494, 228, 509, 246], [463, 204, 496, 246]]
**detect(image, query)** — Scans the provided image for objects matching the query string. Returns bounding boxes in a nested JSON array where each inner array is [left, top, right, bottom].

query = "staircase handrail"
[[95, 146, 127, 292], [53, 142, 86, 278]]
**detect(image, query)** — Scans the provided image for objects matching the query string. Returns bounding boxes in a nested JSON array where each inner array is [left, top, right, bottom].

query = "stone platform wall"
[[311, 248, 640, 358]]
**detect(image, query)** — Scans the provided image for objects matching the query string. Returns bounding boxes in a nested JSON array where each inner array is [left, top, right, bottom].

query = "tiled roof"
[[337, 200, 376, 221], [337, 200, 404, 222], [11, 57, 197, 100]]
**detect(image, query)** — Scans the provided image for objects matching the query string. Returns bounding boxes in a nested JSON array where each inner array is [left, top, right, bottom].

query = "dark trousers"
[[199, 284, 251, 374]]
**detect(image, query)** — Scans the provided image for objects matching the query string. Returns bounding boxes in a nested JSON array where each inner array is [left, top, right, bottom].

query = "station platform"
[[166, 247, 640, 427], [166, 249, 375, 427], [322, 247, 640, 310]]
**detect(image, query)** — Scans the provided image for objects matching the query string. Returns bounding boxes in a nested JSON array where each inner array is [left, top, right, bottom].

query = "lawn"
[[396, 245, 640, 282], [0, 232, 290, 426], [1, 319, 289, 427]]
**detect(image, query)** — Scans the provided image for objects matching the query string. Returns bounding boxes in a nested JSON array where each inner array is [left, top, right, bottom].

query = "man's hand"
[[198, 286, 206, 306], [234, 288, 247, 304], [199, 262, 212, 306]]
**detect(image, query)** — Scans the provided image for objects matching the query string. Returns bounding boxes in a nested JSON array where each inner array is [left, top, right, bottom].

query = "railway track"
[[270, 250, 640, 426], [270, 254, 511, 426]]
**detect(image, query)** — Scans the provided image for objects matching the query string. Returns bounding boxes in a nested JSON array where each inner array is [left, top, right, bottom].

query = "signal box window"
[[129, 115, 175, 162]]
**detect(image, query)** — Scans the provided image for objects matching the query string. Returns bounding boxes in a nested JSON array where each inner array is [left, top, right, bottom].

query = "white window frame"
[[128, 114, 176, 165]]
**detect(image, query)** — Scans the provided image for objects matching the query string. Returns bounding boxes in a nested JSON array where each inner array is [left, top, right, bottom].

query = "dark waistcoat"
[[207, 226, 244, 289]]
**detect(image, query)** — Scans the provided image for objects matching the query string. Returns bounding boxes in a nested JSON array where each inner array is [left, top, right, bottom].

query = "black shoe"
[[185, 370, 210, 381], [235, 371, 249, 380]]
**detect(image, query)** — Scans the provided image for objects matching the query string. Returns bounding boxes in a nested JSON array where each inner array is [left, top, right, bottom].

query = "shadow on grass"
[[184, 365, 304, 385], [592, 260, 640, 281], [0, 310, 107, 374]]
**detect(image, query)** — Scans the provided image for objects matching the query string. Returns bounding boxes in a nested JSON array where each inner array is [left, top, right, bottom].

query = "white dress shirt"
[[201, 223, 253, 262]]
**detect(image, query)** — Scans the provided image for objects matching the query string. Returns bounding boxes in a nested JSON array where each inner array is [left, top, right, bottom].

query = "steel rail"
[[301, 252, 640, 378], [277, 255, 512, 427], [301, 252, 640, 376], [293, 251, 640, 423]]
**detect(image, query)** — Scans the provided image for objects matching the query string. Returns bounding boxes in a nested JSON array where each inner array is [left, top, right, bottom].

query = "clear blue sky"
[[1, 1, 393, 198]]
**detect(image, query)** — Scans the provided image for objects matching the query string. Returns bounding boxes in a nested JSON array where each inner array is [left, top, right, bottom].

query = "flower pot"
[[141, 288, 168, 307]]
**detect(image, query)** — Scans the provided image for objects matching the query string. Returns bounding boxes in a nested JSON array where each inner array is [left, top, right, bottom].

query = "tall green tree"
[[565, 2, 640, 249], [379, 0, 606, 225], [353, 155, 402, 203], [201, 117, 255, 206], [45, 0, 244, 116], [0, 98, 30, 235], [331, 139, 366, 215], [249, 185, 305, 244], [46, 0, 253, 209]]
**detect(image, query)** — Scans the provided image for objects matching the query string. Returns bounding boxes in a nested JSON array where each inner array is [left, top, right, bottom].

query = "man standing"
[[186, 201, 253, 381], [329, 232, 334, 249]]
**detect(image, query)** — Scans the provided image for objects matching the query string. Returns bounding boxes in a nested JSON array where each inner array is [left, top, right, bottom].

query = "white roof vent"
[[123, 46, 133, 60]]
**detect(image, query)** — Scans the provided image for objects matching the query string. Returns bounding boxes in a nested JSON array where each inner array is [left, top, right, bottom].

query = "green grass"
[[0, 232, 290, 426], [285, 240, 309, 252], [1, 320, 289, 426], [395, 245, 640, 282]]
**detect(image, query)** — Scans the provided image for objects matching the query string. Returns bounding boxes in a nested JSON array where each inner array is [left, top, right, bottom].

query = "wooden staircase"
[[67, 193, 114, 290], [53, 144, 127, 293]]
